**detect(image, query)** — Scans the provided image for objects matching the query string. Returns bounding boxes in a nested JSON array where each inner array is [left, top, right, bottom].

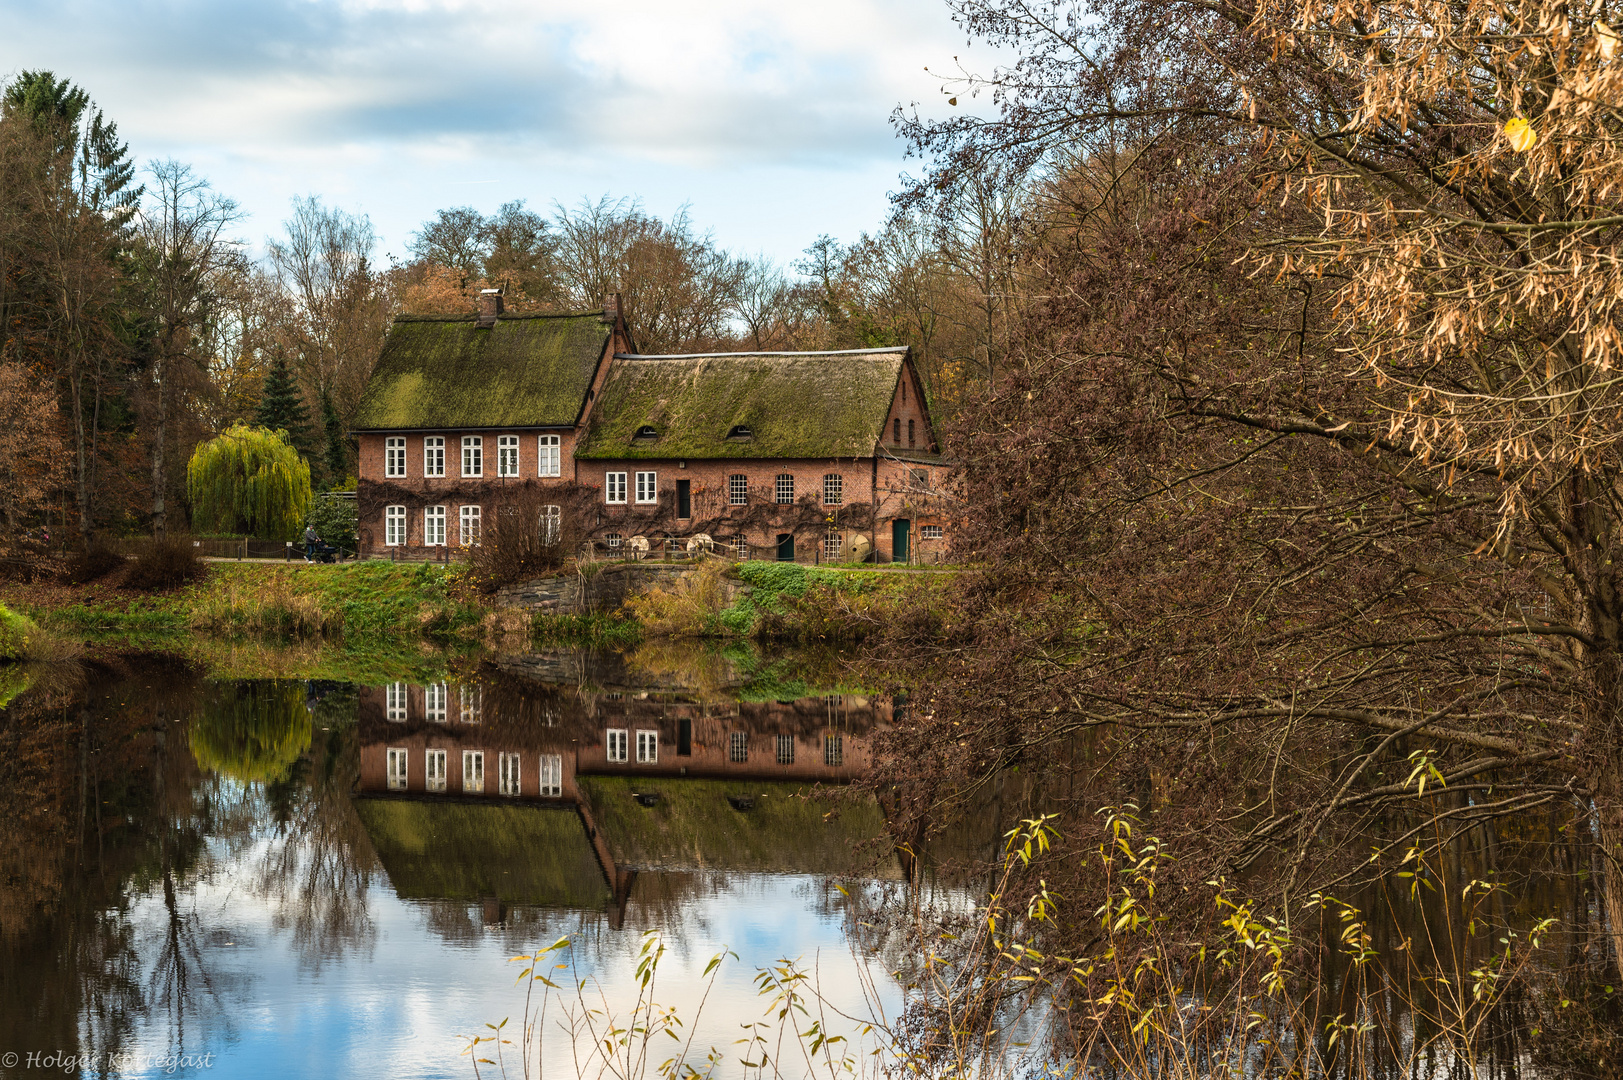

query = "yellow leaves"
[[1597, 21, 1620, 61], [1503, 118, 1537, 152]]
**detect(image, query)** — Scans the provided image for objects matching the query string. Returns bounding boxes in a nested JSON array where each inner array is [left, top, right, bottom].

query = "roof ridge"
[[614, 347, 907, 360], [392, 310, 604, 324]]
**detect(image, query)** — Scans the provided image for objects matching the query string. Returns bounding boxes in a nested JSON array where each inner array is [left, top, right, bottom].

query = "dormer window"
[[634, 425, 659, 440], [727, 425, 753, 440]]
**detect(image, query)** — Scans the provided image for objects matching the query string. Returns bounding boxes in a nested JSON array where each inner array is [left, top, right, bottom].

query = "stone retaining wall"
[[493, 559, 747, 615]]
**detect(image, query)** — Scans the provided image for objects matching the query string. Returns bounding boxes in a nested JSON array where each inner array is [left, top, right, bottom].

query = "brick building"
[[351, 293, 951, 561]]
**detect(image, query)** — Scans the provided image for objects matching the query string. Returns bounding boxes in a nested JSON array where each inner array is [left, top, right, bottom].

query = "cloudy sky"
[[1, 0, 980, 269]]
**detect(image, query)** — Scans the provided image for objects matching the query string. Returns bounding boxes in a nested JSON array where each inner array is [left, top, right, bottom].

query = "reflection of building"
[[352, 666, 902, 923]]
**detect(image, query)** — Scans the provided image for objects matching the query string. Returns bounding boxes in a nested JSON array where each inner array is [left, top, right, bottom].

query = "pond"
[[0, 648, 942, 1080]]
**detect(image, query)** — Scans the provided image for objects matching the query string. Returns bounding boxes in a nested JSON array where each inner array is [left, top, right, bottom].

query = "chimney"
[[477, 288, 503, 328], [602, 292, 621, 324]]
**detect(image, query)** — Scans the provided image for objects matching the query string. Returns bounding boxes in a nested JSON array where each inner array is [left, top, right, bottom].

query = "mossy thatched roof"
[[578, 776, 903, 878], [573, 349, 907, 460], [354, 797, 610, 908], [351, 313, 609, 431]]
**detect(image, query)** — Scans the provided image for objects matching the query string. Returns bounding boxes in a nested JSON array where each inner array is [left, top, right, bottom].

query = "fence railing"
[[104, 537, 361, 562]]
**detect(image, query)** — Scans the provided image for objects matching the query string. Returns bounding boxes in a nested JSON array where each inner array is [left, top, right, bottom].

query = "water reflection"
[[0, 649, 907, 1080]]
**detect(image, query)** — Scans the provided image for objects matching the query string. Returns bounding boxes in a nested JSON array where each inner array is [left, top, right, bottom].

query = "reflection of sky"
[[113, 835, 897, 1080]]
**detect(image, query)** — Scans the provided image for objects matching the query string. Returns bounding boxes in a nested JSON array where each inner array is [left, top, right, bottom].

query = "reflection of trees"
[[189, 681, 311, 784]]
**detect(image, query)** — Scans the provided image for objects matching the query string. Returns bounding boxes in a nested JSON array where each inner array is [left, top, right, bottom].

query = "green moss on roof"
[[352, 313, 608, 431], [354, 798, 610, 907], [574, 350, 906, 460], [578, 776, 902, 878]]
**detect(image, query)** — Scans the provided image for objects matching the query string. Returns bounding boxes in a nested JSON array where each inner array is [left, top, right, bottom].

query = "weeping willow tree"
[[189, 680, 311, 785], [187, 423, 312, 540]]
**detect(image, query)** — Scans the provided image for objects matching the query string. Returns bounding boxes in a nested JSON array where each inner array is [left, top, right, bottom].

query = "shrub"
[[305, 493, 358, 552], [0, 603, 37, 660], [64, 542, 125, 584], [459, 485, 595, 594], [123, 536, 207, 592]]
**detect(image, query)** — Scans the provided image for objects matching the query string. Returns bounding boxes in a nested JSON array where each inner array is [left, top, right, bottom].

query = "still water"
[[0, 650, 949, 1080]]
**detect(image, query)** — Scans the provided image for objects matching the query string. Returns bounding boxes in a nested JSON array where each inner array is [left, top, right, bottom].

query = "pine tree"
[[320, 391, 349, 486], [254, 352, 314, 458]]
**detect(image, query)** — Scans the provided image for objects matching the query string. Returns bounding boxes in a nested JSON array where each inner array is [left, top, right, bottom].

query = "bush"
[[305, 494, 358, 552], [0, 603, 37, 660], [123, 536, 207, 592], [64, 542, 125, 584], [459, 485, 595, 594]]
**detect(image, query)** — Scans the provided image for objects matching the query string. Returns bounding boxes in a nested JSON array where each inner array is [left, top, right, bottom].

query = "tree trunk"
[[151, 353, 167, 538]]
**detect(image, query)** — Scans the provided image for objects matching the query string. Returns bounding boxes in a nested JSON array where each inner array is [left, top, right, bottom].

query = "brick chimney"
[[477, 288, 503, 328], [602, 292, 621, 323]]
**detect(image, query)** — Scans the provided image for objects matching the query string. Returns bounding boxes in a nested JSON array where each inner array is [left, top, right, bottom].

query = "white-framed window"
[[499, 752, 521, 796], [541, 505, 561, 544], [606, 729, 628, 763], [728, 474, 748, 505], [635, 471, 658, 504], [636, 730, 659, 763], [462, 436, 483, 477], [387, 747, 408, 790], [729, 732, 748, 763], [496, 434, 520, 476], [823, 532, 842, 561], [539, 754, 563, 797], [386, 682, 408, 721], [385, 506, 406, 547], [605, 472, 627, 504], [776, 734, 795, 765], [424, 682, 447, 723], [385, 437, 406, 478], [424, 505, 446, 546], [426, 749, 447, 792], [459, 685, 482, 724], [538, 435, 561, 477], [921, 524, 944, 539], [605, 533, 623, 551], [824, 734, 844, 767], [775, 474, 794, 504], [731, 536, 749, 558], [462, 750, 485, 793], [424, 436, 445, 477], [823, 474, 843, 505], [460, 504, 482, 546]]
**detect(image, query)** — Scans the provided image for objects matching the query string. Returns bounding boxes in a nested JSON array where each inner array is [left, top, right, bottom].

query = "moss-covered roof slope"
[[574, 348, 908, 460], [351, 313, 609, 431]]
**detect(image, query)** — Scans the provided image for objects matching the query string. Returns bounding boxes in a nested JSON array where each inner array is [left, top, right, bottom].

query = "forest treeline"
[[0, 68, 1023, 545]]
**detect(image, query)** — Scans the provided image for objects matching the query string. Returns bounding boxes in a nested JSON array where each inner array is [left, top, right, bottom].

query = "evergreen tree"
[[254, 352, 314, 457], [320, 391, 349, 486]]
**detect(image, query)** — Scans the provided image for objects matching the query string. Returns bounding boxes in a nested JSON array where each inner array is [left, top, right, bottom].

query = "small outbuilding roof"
[[573, 348, 909, 460], [351, 312, 609, 432]]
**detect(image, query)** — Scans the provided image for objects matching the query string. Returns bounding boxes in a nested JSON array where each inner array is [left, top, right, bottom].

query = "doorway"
[[676, 479, 691, 519], [892, 519, 910, 563], [776, 533, 795, 562]]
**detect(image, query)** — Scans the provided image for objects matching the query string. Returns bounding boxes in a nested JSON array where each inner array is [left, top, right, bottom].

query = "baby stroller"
[[306, 541, 340, 564]]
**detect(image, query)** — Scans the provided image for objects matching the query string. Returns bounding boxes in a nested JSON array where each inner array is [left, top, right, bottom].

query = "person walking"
[[303, 524, 321, 561]]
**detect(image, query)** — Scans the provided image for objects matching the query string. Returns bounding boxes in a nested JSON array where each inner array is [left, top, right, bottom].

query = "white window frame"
[[386, 682, 408, 722], [634, 471, 658, 505], [823, 473, 843, 505], [606, 728, 628, 763], [385, 437, 406, 478], [426, 749, 447, 792], [462, 750, 485, 793], [604, 533, 623, 551], [385, 506, 406, 547], [824, 734, 844, 767], [461, 435, 483, 477], [424, 682, 447, 723], [460, 504, 482, 546], [497, 434, 520, 477], [541, 504, 561, 544], [775, 474, 794, 504], [605, 472, 627, 504], [459, 685, 482, 724], [921, 524, 944, 539], [823, 532, 842, 561], [387, 747, 408, 790], [728, 474, 748, 505], [538, 435, 561, 478], [776, 734, 795, 765], [499, 752, 521, 796], [729, 731, 748, 763], [539, 754, 563, 797], [636, 729, 658, 764], [423, 436, 445, 478], [424, 505, 446, 547]]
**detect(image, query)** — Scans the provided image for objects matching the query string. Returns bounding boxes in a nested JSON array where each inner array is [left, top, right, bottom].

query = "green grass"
[[530, 611, 642, 647]]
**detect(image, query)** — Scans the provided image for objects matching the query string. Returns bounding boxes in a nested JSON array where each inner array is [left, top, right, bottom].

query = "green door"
[[892, 519, 910, 563], [776, 533, 795, 562]]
